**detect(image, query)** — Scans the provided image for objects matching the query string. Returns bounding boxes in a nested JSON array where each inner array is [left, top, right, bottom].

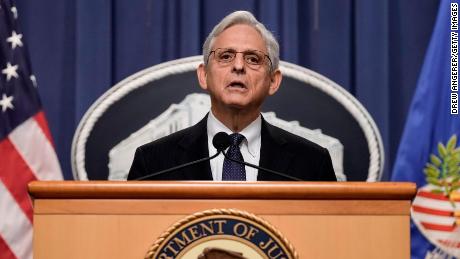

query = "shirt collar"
[[207, 111, 261, 157]]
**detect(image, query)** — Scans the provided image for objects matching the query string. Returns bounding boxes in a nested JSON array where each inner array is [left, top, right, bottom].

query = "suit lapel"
[[258, 119, 294, 181], [176, 115, 213, 180]]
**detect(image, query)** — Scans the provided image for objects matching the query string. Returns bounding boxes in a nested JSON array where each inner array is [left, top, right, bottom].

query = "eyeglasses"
[[208, 48, 273, 70]]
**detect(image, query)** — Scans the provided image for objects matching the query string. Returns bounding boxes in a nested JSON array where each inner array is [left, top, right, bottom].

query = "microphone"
[[213, 132, 231, 152], [134, 132, 231, 180], [219, 132, 302, 181]]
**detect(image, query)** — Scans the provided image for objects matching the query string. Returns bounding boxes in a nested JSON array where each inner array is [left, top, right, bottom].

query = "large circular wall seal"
[[145, 209, 298, 259]]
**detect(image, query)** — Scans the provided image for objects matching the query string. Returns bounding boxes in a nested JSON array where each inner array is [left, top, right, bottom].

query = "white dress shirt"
[[207, 111, 261, 181]]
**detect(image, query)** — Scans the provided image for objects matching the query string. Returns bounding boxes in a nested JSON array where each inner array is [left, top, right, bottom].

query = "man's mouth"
[[227, 81, 247, 89]]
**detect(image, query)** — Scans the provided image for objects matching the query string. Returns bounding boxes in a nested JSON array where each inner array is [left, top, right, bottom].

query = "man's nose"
[[232, 53, 245, 72]]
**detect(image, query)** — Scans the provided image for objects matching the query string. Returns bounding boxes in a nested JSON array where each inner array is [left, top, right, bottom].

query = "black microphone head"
[[213, 132, 231, 152]]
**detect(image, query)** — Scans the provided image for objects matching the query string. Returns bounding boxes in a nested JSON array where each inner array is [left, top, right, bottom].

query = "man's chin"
[[211, 96, 260, 113], [220, 97, 249, 108]]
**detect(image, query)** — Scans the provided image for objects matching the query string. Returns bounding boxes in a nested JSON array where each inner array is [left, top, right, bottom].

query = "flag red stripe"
[[417, 191, 450, 200], [0, 138, 36, 222], [421, 222, 456, 232], [0, 235, 18, 259], [412, 205, 453, 216], [33, 111, 54, 147]]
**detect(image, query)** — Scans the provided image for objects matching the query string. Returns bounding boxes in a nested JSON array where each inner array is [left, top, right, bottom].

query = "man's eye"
[[245, 54, 261, 64], [219, 52, 234, 61]]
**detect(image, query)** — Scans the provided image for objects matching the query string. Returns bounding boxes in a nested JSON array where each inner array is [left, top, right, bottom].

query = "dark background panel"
[[264, 77, 370, 180], [85, 72, 204, 179]]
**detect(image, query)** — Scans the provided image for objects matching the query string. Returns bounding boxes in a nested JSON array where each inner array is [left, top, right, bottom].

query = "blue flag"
[[392, 0, 460, 258]]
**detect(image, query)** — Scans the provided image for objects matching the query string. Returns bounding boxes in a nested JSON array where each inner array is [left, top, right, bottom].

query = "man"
[[128, 11, 336, 181]]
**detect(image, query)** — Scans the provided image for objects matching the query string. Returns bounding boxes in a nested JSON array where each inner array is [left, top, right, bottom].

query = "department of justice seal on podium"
[[145, 209, 298, 259]]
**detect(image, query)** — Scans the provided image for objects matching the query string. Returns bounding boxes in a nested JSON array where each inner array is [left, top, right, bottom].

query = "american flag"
[[0, 0, 63, 258]]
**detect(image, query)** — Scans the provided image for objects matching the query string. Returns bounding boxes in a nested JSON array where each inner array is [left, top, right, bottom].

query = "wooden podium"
[[29, 181, 415, 259]]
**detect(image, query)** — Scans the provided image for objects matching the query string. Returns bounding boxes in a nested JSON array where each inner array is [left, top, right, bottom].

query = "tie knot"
[[229, 133, 245, 146]]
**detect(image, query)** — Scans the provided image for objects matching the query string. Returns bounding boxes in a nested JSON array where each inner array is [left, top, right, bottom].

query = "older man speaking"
[[128, 11, 336, 181]]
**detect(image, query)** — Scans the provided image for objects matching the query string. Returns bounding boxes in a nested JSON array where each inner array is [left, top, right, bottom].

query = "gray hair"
[[202, 11, 280, 71]]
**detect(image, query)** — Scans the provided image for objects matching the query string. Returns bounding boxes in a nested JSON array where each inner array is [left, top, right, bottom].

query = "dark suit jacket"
[[128, 115, 336, 181]]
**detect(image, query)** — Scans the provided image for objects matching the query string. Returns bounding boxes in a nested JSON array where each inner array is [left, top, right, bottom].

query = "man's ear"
[[268, 69, 282, 95], [197, 63, 208, 90]]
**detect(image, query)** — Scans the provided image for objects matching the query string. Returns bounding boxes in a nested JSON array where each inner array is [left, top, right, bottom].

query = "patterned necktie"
[[222, 133, 246, 181]]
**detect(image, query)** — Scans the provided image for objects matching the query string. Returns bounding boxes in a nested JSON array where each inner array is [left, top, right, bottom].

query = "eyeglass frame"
[[206, 48, 273, 71]]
